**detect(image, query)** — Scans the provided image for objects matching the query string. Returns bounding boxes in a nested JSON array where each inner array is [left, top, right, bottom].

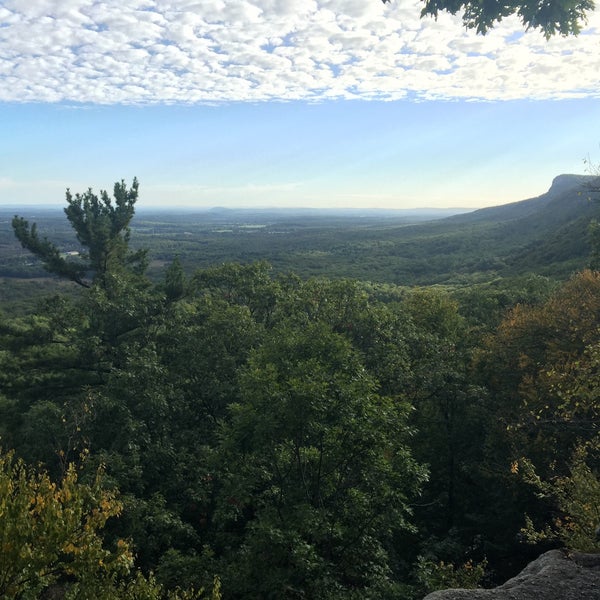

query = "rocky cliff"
[[423, 550, 600, 600]]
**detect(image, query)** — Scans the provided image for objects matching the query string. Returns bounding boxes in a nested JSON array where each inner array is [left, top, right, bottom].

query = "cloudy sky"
[[1, 0, 600, 209]]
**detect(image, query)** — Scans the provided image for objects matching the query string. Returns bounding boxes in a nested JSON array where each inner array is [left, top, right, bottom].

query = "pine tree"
[[12, 178, 147, 289]]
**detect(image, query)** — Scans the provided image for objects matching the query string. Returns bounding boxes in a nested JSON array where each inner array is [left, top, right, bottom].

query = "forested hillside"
[[2, 174, 598, 313], [0, 178, 599, 599]]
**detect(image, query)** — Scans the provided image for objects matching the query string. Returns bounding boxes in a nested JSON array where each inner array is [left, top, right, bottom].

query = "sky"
[[1, 0, 600, 210]]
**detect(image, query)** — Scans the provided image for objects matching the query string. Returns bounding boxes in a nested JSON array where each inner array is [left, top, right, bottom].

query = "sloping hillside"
[[388, 174, 600, 282], [449, 174, 596, 226]]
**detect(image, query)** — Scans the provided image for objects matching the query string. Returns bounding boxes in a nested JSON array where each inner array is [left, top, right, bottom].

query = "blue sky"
[[1, 0, 600, 210]]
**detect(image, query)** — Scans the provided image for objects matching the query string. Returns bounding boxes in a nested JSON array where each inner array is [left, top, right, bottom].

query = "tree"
[[12, 179, 147, 289], [478, 269, 600, 468], [518, 437, 600, 553], [214, 321, 427, 598], [191, 261, 281, 326], [0, 448, 220, 599], [382, 0, 595, 37], [583, 163, 600, 270], [164, 256, 186, 302], [274, 277, 417, 397], [0, 448, 133, 598], [460, 270, 600, 575], [401, 288, 491, 569], [0, 299, 102, 476]]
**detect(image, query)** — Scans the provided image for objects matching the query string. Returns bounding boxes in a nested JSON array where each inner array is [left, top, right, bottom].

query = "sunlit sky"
[[1, 0, 600, 209]]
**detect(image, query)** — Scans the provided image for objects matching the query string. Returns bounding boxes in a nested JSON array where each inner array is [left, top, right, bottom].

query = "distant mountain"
[[448, 174, 598, 226], [425, 173, 600, 279], [346, 174, 600, 284], [500, 175, 600, 274]]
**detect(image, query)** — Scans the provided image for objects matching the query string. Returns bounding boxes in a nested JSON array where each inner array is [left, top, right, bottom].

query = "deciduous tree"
[[383, 0, 594, 37], [0, 448, 219, 599], [214, 321, 427, 598], [0, 449, 129, 598]]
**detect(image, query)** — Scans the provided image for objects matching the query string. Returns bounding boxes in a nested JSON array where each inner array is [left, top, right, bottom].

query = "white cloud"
[[0, 0, 598, 103]]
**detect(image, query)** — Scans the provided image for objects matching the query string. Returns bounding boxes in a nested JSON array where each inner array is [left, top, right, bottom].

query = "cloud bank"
[[0, 0, 599, 103]]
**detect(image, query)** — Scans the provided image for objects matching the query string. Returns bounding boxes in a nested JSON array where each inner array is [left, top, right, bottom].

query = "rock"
[[423, 549, 600, 600]]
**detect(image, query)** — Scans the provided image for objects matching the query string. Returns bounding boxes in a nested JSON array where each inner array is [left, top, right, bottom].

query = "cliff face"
[[448, 174, 598, 225], [423, 550, 600, 600]]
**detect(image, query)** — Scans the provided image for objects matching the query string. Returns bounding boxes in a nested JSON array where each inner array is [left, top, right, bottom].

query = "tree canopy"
[[4, 177, 600, 597], [383, 0, 595, 37]]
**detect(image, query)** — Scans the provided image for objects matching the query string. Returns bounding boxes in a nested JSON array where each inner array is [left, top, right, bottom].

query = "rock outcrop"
[[423, 550, 600, 600]]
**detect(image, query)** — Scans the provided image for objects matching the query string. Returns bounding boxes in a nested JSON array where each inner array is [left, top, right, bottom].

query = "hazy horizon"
[[0, 202, 475, 213]]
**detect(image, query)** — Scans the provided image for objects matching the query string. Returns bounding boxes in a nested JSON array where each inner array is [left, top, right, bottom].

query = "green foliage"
[[164, 256, 186, 302], [0, 448, 129, 598], [401, 288, 492, 557], [10, 217, 88, 287], [191, 261, 280, 325], [517, 439, 600, 552], [588, 219, 600, 270], [7, 176, 600, 597], [452, 275, 557, 332], [12, 179, 147, 289], [477, 270, 600, 470], [415, 556, 487, 594], [214, 321, 427, 597], [414, 0, 594, 37], [0, 447, 222, 599]]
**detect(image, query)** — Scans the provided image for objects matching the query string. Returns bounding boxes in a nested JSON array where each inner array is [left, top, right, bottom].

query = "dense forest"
[[0, 177, 599, 599]]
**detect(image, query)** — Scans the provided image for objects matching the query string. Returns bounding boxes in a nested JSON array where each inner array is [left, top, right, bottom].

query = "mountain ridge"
[[446, 174, 598, 226], [364, 173, 600, 283]]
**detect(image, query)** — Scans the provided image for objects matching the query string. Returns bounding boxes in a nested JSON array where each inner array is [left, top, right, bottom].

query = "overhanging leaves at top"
[[383, 0, 595, 37]]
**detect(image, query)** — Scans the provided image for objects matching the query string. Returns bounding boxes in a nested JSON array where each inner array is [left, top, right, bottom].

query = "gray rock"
[[423, 550, 600, 600]]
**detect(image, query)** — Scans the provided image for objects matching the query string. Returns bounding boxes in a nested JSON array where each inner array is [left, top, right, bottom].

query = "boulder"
[[423, 550, 600, 600]]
